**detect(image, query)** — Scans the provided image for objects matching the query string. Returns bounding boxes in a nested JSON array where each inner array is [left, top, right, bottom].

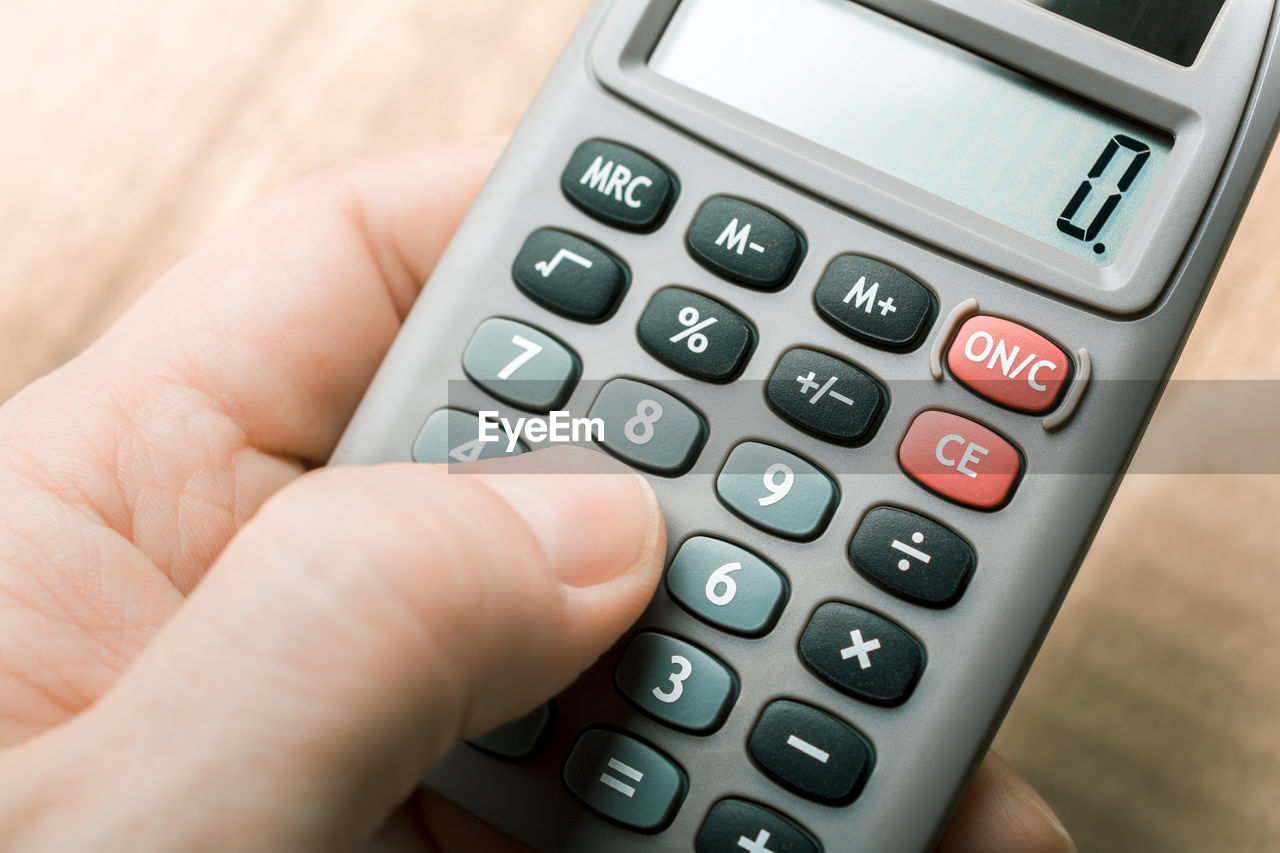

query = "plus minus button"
[[738, 828, 778, 853]]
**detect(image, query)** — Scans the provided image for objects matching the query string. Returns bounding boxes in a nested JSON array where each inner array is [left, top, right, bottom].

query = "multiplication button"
[[563, 728, 687, 831], [766, 348, 886, 445], [717, 443, 839, 541], [748, 700, 874, 806], [665, 537, 789, 637], [614, 632, 738, 733], [799, 602, 925, 707], [637, 287, 756, 382], [687, 197, 804, 290], [696, 800, 821, 853], [815, 255, 936, 350], [850, 507, 975, 607]]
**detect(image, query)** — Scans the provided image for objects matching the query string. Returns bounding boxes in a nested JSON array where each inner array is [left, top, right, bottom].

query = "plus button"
[[877, 296, 897, 316], [840, 629, 882, 670], [738, 828, 778, 853]]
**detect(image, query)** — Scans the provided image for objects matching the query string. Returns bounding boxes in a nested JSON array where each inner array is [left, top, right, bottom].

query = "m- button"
[[688, 197, 804, 290], [947, 316, 1071, 413], [899, 410, 1023, 510]]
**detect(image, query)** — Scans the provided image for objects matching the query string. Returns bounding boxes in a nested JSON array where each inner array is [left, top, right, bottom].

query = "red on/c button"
[[899, 411, 1023, 510], [947, 315, 1070, 413]]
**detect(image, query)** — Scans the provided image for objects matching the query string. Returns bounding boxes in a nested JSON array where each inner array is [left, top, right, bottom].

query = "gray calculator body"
[[332, 1, 1280, 850]]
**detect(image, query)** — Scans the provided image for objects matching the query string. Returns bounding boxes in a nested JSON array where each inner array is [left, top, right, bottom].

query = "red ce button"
[[899, 411, 1023, 510]]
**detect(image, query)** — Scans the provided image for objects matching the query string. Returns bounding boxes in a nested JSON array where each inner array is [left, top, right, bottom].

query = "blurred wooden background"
[[1, 2, 1276, 849]]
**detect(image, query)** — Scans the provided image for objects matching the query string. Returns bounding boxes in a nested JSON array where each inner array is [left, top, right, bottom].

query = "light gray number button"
[[717, 442, 839, 541], [665, 537, 789, 637], [589, 379, 708, 475], [462, 318, 581, 412], [614, 632, 738, 733], [563, 728, 687, 831], [412, 409, 528, 464]]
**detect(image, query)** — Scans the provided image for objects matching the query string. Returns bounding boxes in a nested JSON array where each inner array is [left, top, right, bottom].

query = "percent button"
[[638, 287, 756, 382]]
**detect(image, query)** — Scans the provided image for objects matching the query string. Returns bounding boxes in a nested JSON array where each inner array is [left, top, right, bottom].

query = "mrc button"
[[947, 315, 1071, 413], [899, 411, 1023, 510], [688, 197, 804, 290], [816, 255, 936, 350], [562, 140, 676, 232]]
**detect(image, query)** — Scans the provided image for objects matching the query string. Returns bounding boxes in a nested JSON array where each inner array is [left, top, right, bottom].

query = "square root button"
[[899, 411, 1023, 510]]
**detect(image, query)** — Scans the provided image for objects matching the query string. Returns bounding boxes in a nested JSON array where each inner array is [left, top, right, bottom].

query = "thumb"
[[22, 447, 664, 851]]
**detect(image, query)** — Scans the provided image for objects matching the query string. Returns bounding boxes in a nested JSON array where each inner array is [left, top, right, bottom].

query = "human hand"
[[0, 138, 1074, 852]]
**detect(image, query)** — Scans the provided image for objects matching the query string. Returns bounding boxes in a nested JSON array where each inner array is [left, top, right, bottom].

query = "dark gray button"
[[462, 318, 580, 413], [563, 728, 687, 831], [799, 602, 925, 707], [717, 443, 838, 541], [665, 537, 788, 637], [614, 632, 738, 733], [589, 379, 708, 476], [815, 255, 936, 350], [468, 703, 555, 762], [767, 348, 887, 445], [696, 799, 821, 853], [412, 409, 528, 464], [748, 700, 874, 806], [637, 287, 755, 382], [512, 229, 628, 321], [688, 197, 804, 290], [562, 140, 677, 232], [850, 507, 975, 608]]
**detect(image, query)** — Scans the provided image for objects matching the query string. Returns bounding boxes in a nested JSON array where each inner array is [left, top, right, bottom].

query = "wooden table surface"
[[2, 2, 1276, 850]]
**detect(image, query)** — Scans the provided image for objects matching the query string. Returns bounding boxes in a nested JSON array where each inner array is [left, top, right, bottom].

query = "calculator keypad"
[[512, 229, 629, 322], [561, 139, 677, 232], [589, 379, 708, 475], [665, 537, 789, 637], [687, 197, 804, 290], [468, 702, 554, 762], [462, 318, 581, 412], [637, 287, 756, 382], [766, 348, 886, 445], [799, 603, 925, 707], [696, 799, 822, 853], [849, 507, 975, 608], [815, 255, 936, 350], [717, 442, 839, 541], [412, 408, 527, 464], [748, 700, 874, 806], [614, 632, 738, 733], [563, 728, 687, 831]]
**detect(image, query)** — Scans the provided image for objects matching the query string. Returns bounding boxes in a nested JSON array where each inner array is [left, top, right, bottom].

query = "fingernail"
[[990, 756, 1077, 853], [474, 448, 663, 588]]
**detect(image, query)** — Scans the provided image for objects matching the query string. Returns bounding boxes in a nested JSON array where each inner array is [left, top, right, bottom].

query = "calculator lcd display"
[[650, 0, 1173, 267]]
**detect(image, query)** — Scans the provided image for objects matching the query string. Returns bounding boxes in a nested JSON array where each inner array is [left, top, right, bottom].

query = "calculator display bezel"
[[588, 0, 1275, 315]]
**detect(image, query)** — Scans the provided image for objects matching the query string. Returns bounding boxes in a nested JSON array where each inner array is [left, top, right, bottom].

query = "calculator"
[[331, 0, 1280, 850]]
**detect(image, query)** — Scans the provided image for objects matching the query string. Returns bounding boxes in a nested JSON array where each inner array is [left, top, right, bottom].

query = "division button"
[[665, 537, 789, 637], [815, 255, 936, 350], [717, 443, 839, 541], [462, 318, 581, 413], [638, 287, 756, 382], [849, 507, 975, 608], [589, 379, 708, 476], [799, 602, 925, 707], [412, 408, 528, 464], [561, 140, 677, 232], [687, 197, 804, 290], [696, 799, 822, 853], [512, 229, 629, 321], [766, 348, 887, 445], [748, 700, 874, 806], [947, 315, 1071, 413], [899, 410, 1023, 510], [467, 703, 555, 762], [563, 728, 687, 831], [614, 632, 738, 733]]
